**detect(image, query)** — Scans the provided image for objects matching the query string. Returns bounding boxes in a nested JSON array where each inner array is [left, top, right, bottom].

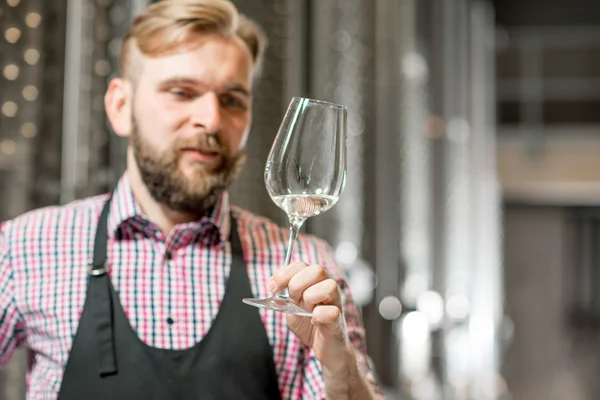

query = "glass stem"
[[274, 218, 305, 299]]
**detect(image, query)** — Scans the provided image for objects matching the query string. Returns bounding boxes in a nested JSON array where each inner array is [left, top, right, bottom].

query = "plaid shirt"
[[0, 175, 381, 399]]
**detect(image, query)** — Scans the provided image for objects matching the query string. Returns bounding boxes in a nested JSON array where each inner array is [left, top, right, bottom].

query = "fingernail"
[[267, 279, 276, 292]]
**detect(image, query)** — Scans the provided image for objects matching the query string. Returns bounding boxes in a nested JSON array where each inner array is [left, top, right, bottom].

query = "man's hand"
[[269, 262, 378, 399], [268, 262, 350, 367]]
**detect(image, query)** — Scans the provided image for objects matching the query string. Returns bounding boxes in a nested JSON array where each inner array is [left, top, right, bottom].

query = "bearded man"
[[0, 1, 382, 399]]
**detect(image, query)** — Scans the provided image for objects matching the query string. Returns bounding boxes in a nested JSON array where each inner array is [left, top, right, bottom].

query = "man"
[[0, 0, 382, 399]]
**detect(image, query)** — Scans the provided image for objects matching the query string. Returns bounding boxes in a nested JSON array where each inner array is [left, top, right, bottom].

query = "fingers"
[[286, 265, 331, 303], [270, 263, 341, 311], [299, 278, 341, 308], [311, 304, 342, 326], [268, 262, 309, 292], [311, 305, 346, 342]]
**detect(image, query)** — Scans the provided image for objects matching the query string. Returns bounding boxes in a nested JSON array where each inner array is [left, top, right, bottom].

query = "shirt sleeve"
[[301, 238, 385, 399], [0, 221, 26, 368]]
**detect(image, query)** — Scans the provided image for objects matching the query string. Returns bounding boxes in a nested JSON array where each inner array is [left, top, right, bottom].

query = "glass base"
[[242, 296, 312, 317]]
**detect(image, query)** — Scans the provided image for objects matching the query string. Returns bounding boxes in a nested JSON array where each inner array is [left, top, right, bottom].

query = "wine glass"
[[242, 97, 347, 317]]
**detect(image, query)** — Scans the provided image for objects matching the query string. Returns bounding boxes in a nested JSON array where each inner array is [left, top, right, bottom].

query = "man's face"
[[129, 34, 253, 213]]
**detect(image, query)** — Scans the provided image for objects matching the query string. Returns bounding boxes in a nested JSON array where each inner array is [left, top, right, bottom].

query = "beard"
[[131, 122, 246, 214]]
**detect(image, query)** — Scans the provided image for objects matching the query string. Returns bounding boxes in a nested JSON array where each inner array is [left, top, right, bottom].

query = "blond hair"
[[120, 0, 267, 80]]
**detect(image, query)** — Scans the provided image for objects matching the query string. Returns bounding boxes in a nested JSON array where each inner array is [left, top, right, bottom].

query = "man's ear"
[[105, 78, 133, 137]]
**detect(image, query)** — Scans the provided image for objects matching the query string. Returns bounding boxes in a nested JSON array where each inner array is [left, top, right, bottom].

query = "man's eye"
[[169, 88, 193, 99], [220, 95, 247, 110]]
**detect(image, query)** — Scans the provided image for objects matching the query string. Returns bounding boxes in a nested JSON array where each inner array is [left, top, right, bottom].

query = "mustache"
[[176, 133, 222, 154]]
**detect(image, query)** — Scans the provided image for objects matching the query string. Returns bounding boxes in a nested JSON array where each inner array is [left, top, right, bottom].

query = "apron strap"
[[89, 198, 117, 376]]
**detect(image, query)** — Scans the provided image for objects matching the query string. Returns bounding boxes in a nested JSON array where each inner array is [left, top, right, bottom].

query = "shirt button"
[[165, 251, 173, 261], [166, 317, 175, 325]]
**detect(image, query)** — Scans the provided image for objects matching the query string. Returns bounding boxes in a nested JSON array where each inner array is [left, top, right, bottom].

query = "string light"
[[3, 64, 19, 80], [22, 85, 39, 101], [2, 101, 18, 117], [94, 60, 111, 77], [24, 48, 40, 65], [5, 27, 21, 43], [25, 12, 42, 29], [0, 139, 17, 155], [20, 122, 37, 138]]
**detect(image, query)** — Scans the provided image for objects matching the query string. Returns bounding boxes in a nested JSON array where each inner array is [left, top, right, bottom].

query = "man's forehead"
[[134, 37, 253, 85]]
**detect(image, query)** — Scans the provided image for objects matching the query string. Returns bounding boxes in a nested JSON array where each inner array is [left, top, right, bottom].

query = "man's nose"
[[190, 92, 221, 134]]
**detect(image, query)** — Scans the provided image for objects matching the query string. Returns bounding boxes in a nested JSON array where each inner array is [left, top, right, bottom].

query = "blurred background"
[[1, 0, 600, 399]]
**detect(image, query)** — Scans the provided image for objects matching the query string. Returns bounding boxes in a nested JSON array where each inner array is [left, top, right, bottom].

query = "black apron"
[[57, 198, 282, 400]]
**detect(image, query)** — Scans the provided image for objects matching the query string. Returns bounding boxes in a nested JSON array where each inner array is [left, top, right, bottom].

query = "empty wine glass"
[[242, 97, 347, 317]]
